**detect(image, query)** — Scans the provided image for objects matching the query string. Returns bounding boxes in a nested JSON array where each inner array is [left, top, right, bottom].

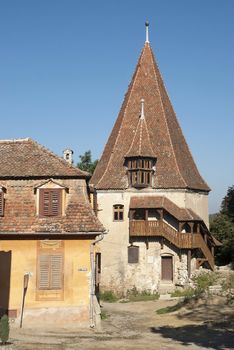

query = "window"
[[126, 157, 155, 188], [128, 245, 139, 263], [0, 191, 4, 216], [38, 253, 63, 290], [39, 189, 62, 217], [36, 240, 64, 301], [113, 204, 124, 221]]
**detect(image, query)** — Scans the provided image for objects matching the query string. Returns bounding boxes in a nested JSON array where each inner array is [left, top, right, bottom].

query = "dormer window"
[[127, 157, 155, 188], [35, 179, 68, 218]]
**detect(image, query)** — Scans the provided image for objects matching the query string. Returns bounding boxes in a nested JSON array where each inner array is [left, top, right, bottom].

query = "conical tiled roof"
[[91, 40, 210, 192]]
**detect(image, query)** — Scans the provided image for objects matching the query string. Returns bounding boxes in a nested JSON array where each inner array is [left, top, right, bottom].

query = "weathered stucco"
[[97, 189, 207, 294], [0, 239, 92, 326]]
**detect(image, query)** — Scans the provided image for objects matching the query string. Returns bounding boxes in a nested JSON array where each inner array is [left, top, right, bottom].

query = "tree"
[[210, 185, 234, 266], [221, 185, 234, 222], [77, 150, 98, 175]]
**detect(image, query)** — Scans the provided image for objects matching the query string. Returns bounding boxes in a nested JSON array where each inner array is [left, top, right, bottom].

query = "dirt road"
[[6, 297, 234, 350]]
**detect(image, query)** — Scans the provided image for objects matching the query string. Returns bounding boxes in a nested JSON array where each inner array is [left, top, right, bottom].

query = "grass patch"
[[171, 288, 195, 298], [100, 290, 118, 303], [156, 302, 184, 314], [126, 287, 160, 302]]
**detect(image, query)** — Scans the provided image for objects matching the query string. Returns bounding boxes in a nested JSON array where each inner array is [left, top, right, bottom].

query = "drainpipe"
[[89, 231, 107, 328]]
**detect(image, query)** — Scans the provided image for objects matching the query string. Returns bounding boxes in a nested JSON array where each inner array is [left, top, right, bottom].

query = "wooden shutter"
[[39, 254, 63, 290], [50, 254, 63, 289], [0, 192, 4, 216], [39, 189, 62, 217], [39, 255, 50, 289], [128, 246, 139, 264]]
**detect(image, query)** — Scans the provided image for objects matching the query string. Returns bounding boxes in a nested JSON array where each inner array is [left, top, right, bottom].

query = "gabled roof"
[[0, 138, 89, 178], [125, 112, 156, 158], [91, 40, 210, 192], [129, 196, 202, 221]]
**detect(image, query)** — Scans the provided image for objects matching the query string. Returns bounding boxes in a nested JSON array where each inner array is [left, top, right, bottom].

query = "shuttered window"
[[128, 245, 139, 264], [39, 189, 62, 217], [38, 254, 63, 290], [0, 192, 4, 216]]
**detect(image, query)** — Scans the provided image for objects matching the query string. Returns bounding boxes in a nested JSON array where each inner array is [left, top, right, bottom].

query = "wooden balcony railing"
[[129, 220, 214, 270]]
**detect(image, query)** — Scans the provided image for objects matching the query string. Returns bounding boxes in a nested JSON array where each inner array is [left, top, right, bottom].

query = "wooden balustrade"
[[129, 220, 214, 270]]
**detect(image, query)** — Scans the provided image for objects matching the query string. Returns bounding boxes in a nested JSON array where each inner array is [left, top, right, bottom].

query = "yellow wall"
[[0, 239, 91, 312]]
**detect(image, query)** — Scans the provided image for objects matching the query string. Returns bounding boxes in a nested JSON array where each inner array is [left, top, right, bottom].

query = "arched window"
[[113, 204, 124, 221]]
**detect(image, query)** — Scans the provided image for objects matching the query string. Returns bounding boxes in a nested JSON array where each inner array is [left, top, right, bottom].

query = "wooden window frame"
[[127, 157, 154, 188], [0, 191, 4, 216], [113, 204, 124, 221], [36, 241, 64, 301], [128, 245, 139, 264], [39, 188, 62, 217]]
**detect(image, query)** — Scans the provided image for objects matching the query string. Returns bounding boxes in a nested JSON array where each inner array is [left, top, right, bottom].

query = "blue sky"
[[0, 0, 233, 213]]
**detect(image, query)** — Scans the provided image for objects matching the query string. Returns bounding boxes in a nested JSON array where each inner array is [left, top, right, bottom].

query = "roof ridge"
[[0, 137, 30, 143]]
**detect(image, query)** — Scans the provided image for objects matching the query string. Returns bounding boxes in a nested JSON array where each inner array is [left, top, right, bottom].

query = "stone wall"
[[97, 189, 202, 294]]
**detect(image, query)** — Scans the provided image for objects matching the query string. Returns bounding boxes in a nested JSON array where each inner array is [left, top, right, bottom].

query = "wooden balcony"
[[129, 220, 214, 269], [129, 220, 193, 248]]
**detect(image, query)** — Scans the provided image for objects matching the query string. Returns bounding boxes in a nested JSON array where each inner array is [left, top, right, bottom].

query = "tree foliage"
[[77, 150, 98, 175], [210, 185, 234, 266]]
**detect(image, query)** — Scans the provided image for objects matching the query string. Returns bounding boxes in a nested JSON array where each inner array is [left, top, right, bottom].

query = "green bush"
[[100, 290, 118, 303], [0, 314, 9, 345], [222, 274, 234, 304], [192, 272, 218, 296]]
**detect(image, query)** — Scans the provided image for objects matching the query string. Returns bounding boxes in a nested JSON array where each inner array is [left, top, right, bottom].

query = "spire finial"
[[145, 21, 149, 43], [140, 99, 145, 119]]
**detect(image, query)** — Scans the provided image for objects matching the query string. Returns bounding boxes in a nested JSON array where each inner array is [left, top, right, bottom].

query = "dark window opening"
[[133, 208, 145, 220]]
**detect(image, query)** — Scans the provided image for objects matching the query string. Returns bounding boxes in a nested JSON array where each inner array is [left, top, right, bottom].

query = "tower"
[[91, 24, 217, 294]]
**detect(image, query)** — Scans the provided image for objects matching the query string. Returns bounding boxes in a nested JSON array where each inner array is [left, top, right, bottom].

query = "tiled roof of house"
[[91, 41, 210, 192], [129, 196, 202, 221], [0, 138, 89, 178]]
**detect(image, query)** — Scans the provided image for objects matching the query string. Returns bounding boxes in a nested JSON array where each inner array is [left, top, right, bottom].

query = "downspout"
[[89, 231, 106, 328]]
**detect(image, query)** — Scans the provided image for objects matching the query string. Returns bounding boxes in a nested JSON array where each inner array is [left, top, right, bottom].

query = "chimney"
[[63, 149, 74, 165]]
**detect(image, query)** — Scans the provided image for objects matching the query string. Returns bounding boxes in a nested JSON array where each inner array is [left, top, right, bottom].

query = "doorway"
[[161, 256, 173, 281]]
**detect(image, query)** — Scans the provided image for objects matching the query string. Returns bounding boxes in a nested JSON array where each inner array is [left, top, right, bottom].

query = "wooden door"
[[161, 256, 173, 281]]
